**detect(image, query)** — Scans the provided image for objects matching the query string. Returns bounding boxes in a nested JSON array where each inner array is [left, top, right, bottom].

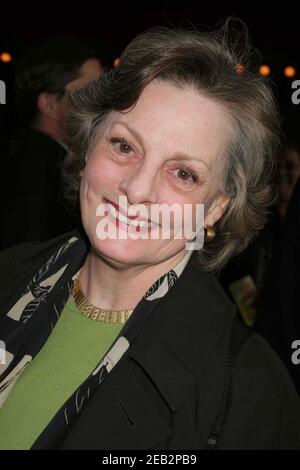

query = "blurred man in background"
[[276, 143, 300, 220], [1, 35, 102, 248]]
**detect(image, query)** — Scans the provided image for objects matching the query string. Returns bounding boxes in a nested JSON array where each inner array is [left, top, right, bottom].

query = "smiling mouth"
[[105, 200, 159, 229]]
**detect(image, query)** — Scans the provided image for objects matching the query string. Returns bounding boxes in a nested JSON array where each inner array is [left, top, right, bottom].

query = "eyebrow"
[[112, 120, 211, 171]]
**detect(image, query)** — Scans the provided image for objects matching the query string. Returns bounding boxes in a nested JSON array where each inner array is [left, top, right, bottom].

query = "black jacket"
[[279, 178, 300, 392], [1, 128, 78, 249], [0, 230, 300, 450]]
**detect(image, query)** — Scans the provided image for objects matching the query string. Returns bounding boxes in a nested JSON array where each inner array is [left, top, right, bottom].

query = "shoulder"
[[0, 229, 81, 315], [0, 229, 80, 268], [218, 329, 300, 449]]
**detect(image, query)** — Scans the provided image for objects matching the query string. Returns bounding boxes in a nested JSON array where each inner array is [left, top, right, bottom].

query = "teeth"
[[108, 203, 117, 218], [107, 203, 155, 228]]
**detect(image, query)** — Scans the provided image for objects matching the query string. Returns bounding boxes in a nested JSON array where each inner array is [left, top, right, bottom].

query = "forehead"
[[79, 58, 102, 80], [66, 58, 102, 92], [109, 80, 233, 168]]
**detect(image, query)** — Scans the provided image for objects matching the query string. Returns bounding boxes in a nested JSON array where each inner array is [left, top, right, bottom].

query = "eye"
[[174, 166, 199, 184], [110, 137, 134, 155]]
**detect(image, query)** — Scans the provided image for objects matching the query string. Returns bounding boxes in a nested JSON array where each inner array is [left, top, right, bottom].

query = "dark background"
[[0, 1, 300, 142]]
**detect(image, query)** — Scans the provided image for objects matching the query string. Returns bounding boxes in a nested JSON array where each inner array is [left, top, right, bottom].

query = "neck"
[[78, 246, 191, 311], [32, 118, 66, 145]]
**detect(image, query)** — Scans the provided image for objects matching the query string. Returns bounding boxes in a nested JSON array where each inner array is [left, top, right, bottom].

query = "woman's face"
[[80, 80, 232, 268]]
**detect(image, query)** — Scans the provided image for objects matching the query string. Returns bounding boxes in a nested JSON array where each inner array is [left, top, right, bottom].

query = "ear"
[[204, 193, 230, 227], [37, 91, 64, 120]]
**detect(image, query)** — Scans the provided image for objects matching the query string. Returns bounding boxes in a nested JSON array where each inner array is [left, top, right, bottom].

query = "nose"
[[119, 162, 159, 206]]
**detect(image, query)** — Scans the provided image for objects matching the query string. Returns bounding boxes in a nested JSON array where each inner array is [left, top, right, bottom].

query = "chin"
[[89, 234, 154, 266]]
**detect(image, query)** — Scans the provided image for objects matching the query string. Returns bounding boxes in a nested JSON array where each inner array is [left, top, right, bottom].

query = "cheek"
[[83, 152, 121, 192], [164, 196, 203, 232], [174, 194, 208, 236]]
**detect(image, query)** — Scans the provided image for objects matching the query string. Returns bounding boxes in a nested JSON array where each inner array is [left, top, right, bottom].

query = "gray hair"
[[62, 20, 281, 273]]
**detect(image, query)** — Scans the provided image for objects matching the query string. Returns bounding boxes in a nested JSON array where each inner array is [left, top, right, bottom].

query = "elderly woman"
[[0, 24, 300, 450]]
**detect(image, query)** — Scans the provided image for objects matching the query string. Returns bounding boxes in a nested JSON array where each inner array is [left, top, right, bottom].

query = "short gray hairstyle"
[[62, 20, 281, 273]]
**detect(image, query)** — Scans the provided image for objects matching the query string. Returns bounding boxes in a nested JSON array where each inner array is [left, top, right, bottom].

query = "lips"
[[110, 201, 140, 220], [105, 198, 153, 224]]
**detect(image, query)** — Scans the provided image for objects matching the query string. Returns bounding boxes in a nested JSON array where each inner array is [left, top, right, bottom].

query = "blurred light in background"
[[0, 52, 13, 63], [113, 57, 120, 67], [259, 65, 271, 77], [283, 66, 296, 78]]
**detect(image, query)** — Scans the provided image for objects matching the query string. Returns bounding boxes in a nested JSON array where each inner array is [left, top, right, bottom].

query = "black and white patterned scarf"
[[0, 233, 193, 449]]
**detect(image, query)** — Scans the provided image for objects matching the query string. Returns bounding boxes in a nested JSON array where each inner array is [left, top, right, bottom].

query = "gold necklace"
[[72, 277, 134, 324]]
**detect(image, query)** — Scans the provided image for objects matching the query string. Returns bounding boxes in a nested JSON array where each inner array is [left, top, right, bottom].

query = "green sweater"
[[0, 297, 124, 450]]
